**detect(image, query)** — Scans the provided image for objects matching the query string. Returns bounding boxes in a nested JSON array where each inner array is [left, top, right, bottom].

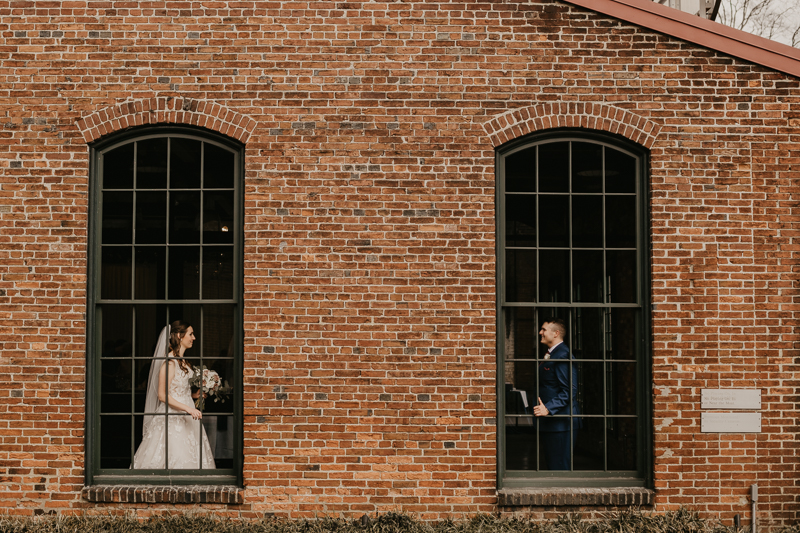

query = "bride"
[[133, 320, 216, 469]]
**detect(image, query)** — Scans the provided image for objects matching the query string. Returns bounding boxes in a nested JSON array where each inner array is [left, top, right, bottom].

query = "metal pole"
[[750, 484, 758, 533]]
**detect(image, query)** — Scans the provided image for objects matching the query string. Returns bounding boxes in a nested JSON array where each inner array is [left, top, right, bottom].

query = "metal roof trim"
[[561, 0, 800, 79]]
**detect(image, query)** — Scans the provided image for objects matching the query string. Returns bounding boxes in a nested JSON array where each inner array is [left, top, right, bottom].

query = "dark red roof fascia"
[[561, 0, 800, 79]]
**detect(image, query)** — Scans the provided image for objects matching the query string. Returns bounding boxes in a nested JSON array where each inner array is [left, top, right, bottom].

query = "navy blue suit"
[[538, 342, 579, 470]]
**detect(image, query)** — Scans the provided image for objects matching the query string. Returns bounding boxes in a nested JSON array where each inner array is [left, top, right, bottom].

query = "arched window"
[[87, 127, 242, 485], [497, 132, 651, 488]]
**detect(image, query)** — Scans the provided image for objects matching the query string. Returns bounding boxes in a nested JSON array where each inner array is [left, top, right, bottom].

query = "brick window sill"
[[498, 487, 653, 507], [82, 485, 243, 504]]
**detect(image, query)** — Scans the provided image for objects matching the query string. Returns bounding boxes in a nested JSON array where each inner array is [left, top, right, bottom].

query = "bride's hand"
[[187, 407, 203, 420]]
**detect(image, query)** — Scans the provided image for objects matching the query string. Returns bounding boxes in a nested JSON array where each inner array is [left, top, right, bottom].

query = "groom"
[[533, 318, 580, 470]]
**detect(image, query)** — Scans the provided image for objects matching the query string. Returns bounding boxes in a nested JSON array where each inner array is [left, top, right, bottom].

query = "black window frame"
[[85, 125, 244, 487], [496, 129, 653, 489]]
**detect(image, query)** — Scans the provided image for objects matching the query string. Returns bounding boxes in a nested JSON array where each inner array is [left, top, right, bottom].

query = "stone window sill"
[[82, 485, 243, 504], [498, 487, 653, 507]]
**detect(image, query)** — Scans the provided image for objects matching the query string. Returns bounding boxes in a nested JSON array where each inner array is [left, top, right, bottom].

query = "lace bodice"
[[166, 359, 194, 412]]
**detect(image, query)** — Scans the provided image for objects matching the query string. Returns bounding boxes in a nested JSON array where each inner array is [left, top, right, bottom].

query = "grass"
[[1, 508, 794, 533]]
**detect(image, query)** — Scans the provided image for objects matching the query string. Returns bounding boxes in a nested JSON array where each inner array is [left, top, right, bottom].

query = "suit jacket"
[[538, 342, 580, 433]]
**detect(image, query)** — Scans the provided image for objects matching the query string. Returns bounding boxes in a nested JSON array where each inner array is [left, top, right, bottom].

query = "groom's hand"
[[533, 397, 549, 417]]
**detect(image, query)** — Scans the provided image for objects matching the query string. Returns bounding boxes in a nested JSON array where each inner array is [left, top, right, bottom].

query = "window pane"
[[607, 418, 637, 471], [204, 143, 235, 189], [134, 358, 150, 412], [538, 359, 578, 414], [103, 143, 134, 190], [203, 191, 234, 244], [134, 304, 168, 358], [579, 362, 603, 415], [503, 360, 538, 415], [133, 414, 145, 462], [196, 359, 234, 414], [134, 247, 166, 300], [100, 305, 132, 358], [608, 362, 637, 416], [571, 142, 603, 193], [203, 415, 234, 468], [505, 195, 536, 247], [101, 359, 132, 413], [203, 248, 234, 300], [135, 192, 167, 244], [102, 192, 133, 244], [100, 415, 132, 468], [167, 304, 202, 357], [538, 142, 569, 192], [535, 307, 570, 358], [571, 195, 602, 248], [505, 250, 536, 303], [503, 307, 536, 360], [539, 250, 569, 303], [505, 147, 536, 192], [538, 428, 576, 471], [198, 413, 213, 469], [574, 417, 604, 471], [170, 138, 202, 189], [169, 192, 201, 244], [606, 250, 636, 303], [605, 196, 636, 248], [101, 247, 132, 299], [136, 138, 168, 189], [538, 195, 569, 248], [608, 308, 637, 360], [572, 250, 603, 303], [571, 307, 603, 360], [203, 304, 236, 359], [606, 149, 636, 193], [166, 413, 203, 469], [168, 247, 200, 299], [505, 422, 537, 471]]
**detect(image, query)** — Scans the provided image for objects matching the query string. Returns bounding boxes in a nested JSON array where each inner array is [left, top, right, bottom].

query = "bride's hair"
[[168, 320, 193, 372]]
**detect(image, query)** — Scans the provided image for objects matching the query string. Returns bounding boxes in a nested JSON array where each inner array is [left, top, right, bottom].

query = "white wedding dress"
[[132, 327, 215, 470]]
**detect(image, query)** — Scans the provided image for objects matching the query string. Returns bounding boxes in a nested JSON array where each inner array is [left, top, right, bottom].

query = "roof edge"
[[561, 0, 800, 79]]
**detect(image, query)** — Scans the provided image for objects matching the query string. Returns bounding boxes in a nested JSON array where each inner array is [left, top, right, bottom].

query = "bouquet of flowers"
[[189, 366, 232, 410]]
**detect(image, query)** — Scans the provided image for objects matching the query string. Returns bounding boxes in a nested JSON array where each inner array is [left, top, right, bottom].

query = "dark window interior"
[[96, 135, 238, 474], [501, 139, 644, 479]]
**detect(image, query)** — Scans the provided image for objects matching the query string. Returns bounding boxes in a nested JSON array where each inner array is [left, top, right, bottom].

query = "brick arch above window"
[[483, 102, 662, 149], [75, 97, 257, 144]]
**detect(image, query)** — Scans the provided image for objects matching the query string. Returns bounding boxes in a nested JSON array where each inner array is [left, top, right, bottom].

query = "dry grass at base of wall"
[[0, 509, 794, 533]]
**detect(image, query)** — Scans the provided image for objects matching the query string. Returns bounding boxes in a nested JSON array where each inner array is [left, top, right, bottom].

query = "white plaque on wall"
[[701, 412, 761, 433], [701, 389, 761, 410]]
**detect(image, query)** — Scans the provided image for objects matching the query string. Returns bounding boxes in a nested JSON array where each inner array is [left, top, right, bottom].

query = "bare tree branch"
[[716, 0, 800, 47]]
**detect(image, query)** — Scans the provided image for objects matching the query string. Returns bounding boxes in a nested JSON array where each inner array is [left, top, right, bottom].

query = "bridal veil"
[[141, 324, 170, 438]]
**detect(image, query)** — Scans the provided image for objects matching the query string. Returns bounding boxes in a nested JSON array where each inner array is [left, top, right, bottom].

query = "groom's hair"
[[545, 318, 566, 338]]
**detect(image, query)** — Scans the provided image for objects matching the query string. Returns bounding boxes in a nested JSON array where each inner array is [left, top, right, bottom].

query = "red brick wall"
[[1, 0, 799, 527]]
